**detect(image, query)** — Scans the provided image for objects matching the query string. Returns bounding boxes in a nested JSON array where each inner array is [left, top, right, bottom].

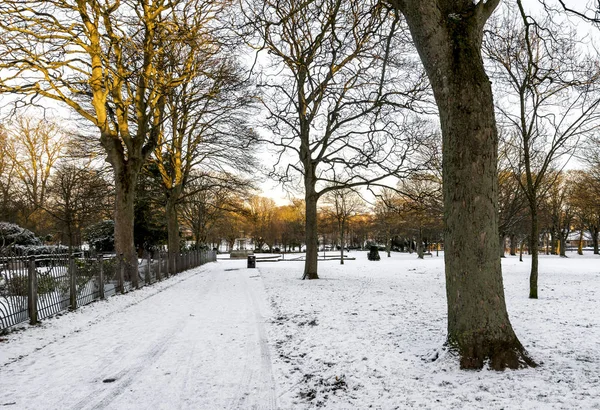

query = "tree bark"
[[550, 231, 558, 255], [395, 0, 534, 370], [114, 171, 139, 289], [559, 235, 567, 257], [499, 234, 505, 258], [592, 225, 599, 255], [166, 194, 181, 275], [578, 230, 584, 255], [529, 206, 539, 299], [340, 220, 345, 265], [510, 234, 517, 256], [303, 189, 319, 279], [519, 239, 524, 262], [416, 227, 424, 259]]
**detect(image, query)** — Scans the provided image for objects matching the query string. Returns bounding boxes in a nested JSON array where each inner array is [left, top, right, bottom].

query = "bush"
[[5, 274, 27, 296], [83, 221, 115, 252], [0, 222, 41, 252], [77, 257, 118, 282], [13, 245, 69, 257], [38, 274, 59, 294], [1, 272, 57, 296]]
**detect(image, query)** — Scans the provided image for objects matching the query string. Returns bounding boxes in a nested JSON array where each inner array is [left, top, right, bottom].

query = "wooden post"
[[97, 255, 105, 300], [166, 251, 171, 278], [146, 253, 151, 285], [69, 255, 77, 311], [157, 251, 162, 281], [28, 256, 38, 325], [118, 253, 125, 294]]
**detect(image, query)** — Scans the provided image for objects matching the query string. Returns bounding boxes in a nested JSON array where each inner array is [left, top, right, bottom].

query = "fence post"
[[118, 253, 125, 294], [157, 251, 162, 281], [28, 256, 38, 325], [97, 254, 105, 300], [166, 252, 170, 278], [69, 255, 77, 311], [132, 255, 139, 290], [146, 253, 151, 285]]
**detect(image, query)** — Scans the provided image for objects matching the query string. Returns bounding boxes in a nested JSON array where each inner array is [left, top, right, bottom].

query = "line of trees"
[[1, 0, 600, 370]]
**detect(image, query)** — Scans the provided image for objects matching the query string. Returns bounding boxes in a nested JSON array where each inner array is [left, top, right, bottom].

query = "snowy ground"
[[1, 252, 599, 409]]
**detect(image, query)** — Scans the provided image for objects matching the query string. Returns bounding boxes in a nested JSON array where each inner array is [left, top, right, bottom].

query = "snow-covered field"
[[1, 251, 599, 409], [260, 252, 600, 409]]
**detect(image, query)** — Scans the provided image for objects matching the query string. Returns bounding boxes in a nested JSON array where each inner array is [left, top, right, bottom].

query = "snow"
[[1, 252, 600, 409]]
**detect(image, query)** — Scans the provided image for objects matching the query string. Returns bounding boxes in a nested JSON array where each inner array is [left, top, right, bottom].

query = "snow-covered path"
[[0, 260, 278, 410]]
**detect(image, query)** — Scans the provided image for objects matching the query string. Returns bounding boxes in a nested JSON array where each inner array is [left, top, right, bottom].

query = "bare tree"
[[545, 171, 575, 257], [0, 0, 192, 285], [274, 199, 306, 253], [485, 2, 600, 298], [579, 139, 600, 254], [4, 117, 67, 235], [179, 173, 253, 248], [397, 175, 443, 259], [0, 124, 18, 222], [46, 162, 113, 251], [243, 196, 278, 251], [498, 138, 528, 258], [242, 0, 431, 279], [322, 189, 364, 264], [386, 0, 535, 369], [150, 0, 257, 271], [375, 174, 442, 259], [373, 189, 399, 258]]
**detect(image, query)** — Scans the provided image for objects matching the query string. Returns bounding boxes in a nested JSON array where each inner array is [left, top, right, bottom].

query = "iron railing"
[[0, 250, 216, 332]]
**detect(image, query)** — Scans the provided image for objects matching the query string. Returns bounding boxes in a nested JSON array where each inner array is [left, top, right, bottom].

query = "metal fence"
[[0, 250, 216, 332]]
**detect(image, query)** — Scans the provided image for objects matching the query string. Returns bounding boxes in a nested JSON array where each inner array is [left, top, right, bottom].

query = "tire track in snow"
[[227, 269, 278, 410], [70, 270, 218, 410], [1, 266, 209, 369], [353, 275, 374, 298], [74, 326, 180, 410], [249, 274, 278, 410]]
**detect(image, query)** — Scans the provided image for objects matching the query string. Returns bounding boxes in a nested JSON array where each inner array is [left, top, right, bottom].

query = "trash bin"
[[247, 255, 256, 268]]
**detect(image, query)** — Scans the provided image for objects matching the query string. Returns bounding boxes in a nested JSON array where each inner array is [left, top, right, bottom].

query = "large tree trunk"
[[416, 227, 424, 259], [165, 193, 181, 275], [114, 172, 139, 289], [529, 206, 539, 299], [303, 190, 319, 279], [397, 1, 534, 370], [510, 234, 517, 256], [559, 233, 567, 257], [592, 225, 599, 255]]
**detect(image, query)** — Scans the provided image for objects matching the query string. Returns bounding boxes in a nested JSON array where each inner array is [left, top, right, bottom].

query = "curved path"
[[0, 260, 278, 410]]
